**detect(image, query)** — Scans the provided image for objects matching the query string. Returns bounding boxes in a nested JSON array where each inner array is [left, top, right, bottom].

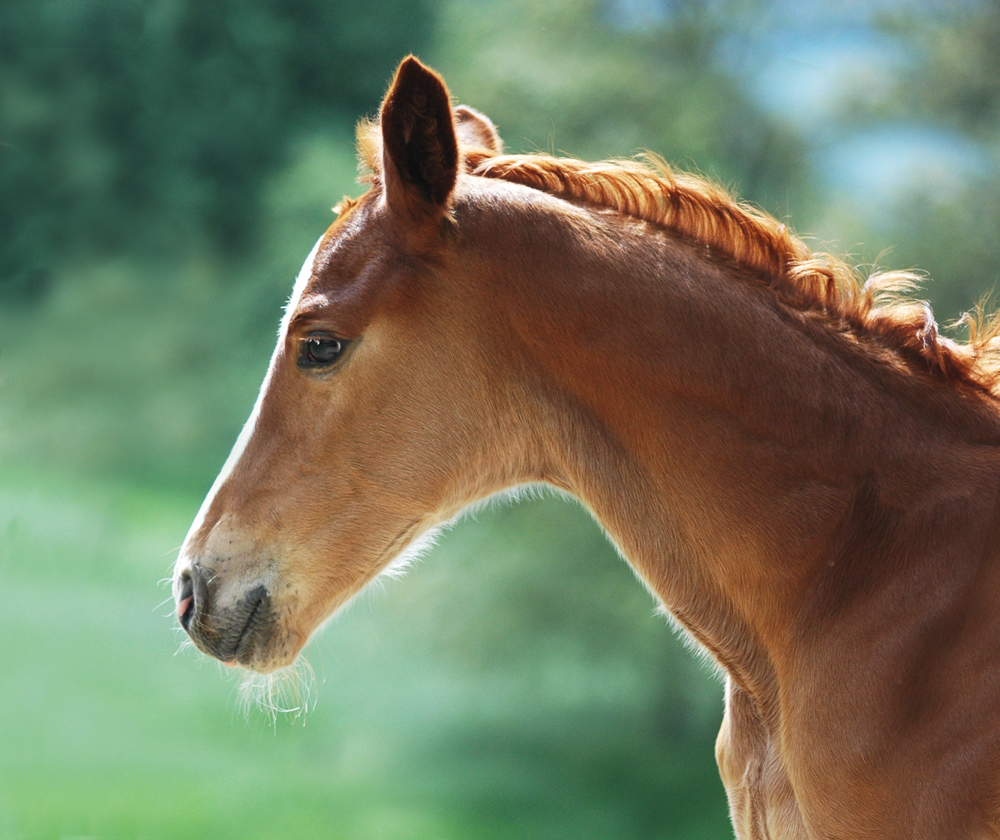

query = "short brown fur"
[[175, 57, 1000, 839], [360, 115, 1000, 394]]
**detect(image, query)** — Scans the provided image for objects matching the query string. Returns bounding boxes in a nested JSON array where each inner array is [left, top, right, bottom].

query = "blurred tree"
[[433, 0, 812, 218], [856, 3, 1000, 318], [0, 0, 432, 300], [15, 5, 984, 838], [886, 4, 1000, 139]]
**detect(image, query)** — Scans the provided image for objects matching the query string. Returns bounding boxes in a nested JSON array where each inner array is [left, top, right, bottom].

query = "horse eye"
[[299, 337, 346, 368]]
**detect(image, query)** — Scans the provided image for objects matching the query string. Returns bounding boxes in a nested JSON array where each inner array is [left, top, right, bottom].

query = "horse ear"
[[455, 106, 503, 155], [380, 56, 459, 214]]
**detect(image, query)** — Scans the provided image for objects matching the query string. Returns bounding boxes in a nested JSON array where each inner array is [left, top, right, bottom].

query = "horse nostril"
[[177, 569, 195, 630], [174, 566, 271, 664]]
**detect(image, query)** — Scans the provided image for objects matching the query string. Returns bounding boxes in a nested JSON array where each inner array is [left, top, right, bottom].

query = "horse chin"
[[229, 620, 305, 675], [235, 652, 318, 721]]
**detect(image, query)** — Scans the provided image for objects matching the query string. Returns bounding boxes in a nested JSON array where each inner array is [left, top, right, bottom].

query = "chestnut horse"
[[173, 57, 1000, 839]]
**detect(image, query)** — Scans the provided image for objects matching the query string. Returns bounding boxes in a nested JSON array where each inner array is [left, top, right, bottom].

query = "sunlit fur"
[[478, 154, 1000, 390], [237, 658, 316, 726], [379, 524, 444, 581], [175, 57, 1000, 839], [359, 120, 1000, 395]]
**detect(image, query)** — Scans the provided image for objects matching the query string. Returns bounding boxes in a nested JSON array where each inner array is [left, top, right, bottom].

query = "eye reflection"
[[299, 337, 346, 368]]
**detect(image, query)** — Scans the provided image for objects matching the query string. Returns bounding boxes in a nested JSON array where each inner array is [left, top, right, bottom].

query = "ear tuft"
[[455, 106, 503, 156], [380, 56, 459, 210]]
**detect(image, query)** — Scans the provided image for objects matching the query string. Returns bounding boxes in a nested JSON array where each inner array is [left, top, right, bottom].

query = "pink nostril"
[[223, 660, 238, 668], [177, 569, 195, 630], [177, 596, 192, 621]]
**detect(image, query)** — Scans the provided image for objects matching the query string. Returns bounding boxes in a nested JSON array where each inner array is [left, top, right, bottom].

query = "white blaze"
[[181, 234, 326, 544]]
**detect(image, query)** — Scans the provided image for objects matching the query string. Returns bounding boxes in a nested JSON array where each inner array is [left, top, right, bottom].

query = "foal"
[[174, 57, 1000, 839]]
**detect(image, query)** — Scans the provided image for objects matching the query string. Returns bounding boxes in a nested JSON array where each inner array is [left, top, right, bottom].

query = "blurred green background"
[[3, 1, 999, 837]]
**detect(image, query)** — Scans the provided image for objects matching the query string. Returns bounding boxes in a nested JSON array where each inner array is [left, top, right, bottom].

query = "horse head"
[[172, 58, 541, 672]]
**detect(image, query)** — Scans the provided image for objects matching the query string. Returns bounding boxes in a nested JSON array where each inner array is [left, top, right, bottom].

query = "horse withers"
[[173, 57, 1000, 839]]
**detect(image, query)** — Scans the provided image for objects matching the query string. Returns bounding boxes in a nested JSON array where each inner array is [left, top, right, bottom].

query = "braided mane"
[[472, 153, 1000, 395]]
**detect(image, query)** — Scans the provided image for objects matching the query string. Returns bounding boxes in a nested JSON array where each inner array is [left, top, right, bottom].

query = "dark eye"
[[299, 337, 347, 369]]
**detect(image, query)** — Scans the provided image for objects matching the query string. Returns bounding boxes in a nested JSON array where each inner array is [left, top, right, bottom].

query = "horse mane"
[[357, 119, 1000, 395]]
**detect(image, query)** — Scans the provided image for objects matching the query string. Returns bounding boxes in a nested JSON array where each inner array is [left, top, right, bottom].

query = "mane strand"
[[473, 153, 1000, 395]]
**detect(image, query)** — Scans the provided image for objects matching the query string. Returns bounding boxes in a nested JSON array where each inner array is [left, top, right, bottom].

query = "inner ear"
[[455, 106, 503, 156], [380, 57, 459, 210]]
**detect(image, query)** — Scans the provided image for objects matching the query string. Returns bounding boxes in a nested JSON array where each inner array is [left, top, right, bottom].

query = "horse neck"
[[458, 181, 1000, 711]]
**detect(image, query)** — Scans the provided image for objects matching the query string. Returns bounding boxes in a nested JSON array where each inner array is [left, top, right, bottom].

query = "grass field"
[[0, 131, 733, 835], [0, 464, 731, 839]]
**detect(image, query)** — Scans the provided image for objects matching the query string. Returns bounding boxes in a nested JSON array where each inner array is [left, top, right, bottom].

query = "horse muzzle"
[[174, 562, 274, 668]]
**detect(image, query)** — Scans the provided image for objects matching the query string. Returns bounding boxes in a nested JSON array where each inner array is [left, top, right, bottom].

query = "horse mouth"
[[232, 594, 266, 663], [206, 584, 272, 665], [178, 569, 274, 668]]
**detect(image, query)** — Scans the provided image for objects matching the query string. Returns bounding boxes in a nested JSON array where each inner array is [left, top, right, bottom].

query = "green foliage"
[[822, 3, 1000, 320], [881, 4, 1000, 138], [4, 1, 1000, 837], [0, 0, 431, 296], [434, 0, 811, 213], [0, 127, 360, 492], [0, 470, 729, 839], [891, 5, 1000, 317]]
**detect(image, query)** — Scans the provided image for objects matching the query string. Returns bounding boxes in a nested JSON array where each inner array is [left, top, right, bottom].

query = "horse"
[[172, 56, 1000, 839]]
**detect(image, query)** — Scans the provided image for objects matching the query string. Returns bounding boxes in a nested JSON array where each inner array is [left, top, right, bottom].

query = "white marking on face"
[[280, 233, 325, 338], [181, 234, 325, 545]]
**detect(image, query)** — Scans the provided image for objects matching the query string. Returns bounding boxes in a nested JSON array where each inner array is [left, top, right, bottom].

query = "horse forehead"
[[283, 201, 403, 332], [281, 234, 326, 335], [307, 199, 390, 291]]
